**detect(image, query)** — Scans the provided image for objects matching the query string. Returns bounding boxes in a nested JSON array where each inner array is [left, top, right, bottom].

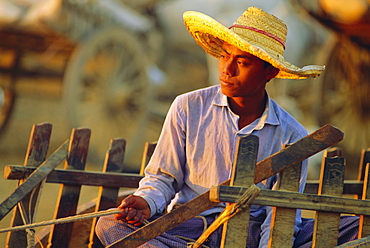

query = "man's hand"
[[114, 195, 151, 226]]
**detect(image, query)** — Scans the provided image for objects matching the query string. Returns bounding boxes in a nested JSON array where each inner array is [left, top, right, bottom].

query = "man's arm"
[[125, 96, 187, 218]]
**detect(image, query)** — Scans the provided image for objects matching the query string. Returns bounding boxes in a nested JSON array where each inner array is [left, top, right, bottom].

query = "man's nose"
[[223, 59, 235, 76]]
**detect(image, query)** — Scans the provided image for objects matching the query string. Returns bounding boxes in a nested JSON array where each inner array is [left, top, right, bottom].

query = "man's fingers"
[[114, 208, 128, 220], [114, 195, 148, 225], [126, 208, 138, 221], [119, 195, 135, 208]]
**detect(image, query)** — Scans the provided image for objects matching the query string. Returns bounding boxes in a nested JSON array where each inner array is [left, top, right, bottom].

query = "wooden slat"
[[140, 141, 157, 175], [108, 124, 343, 247], [324, 147, 343, 158], [269, 161, 301, 247], [335, 235, 370, 247], [359, 163, 370, 238], [305, 180, 363, 195], [5, 123, 52, 248], [93, 138, 127, 210], [357, 148, 370, 181], [211, 185, 370, 215], [89, 138, 127, 248], [0, 140, 68, 220], [47, 128, 91, 248], [4, 166, 366, 196], [4, 165, 142, 188], [312, 156, 345, 247], [254, 124, 343, 183], [221, 135, 258, 248]]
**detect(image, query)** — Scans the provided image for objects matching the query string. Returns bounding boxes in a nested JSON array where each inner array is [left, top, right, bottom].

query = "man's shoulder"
[[179, 85, 220, 97], [269, 99, 307, 135], [176, 85, 220, 103]]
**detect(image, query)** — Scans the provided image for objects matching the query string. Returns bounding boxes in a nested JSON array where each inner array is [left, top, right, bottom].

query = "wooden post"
[[359, 163, 370, 238], [357, 148, 370, 181], [140, 141, 157, 175], [323, 147, 342, 158], [312, 156, 345, 247], [47, 128, 91, 248], [269, 160, 301, 247], [88, 138, 126, 248], [6, 123, 52, 248], [109, 124, 344, 248], [221, 135, 259, 248]]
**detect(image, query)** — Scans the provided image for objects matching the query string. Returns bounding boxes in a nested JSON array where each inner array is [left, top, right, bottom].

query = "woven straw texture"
[[183, 7, 325, 79]]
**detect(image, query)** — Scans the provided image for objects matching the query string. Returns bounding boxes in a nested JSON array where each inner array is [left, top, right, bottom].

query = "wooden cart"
[[290, 0, 370, 168], [0, 0, 166, 171], [2, 123, 370, 247]]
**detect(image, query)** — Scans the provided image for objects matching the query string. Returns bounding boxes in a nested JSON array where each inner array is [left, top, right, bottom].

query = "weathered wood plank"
[[358, 148, 370, 181], [93, 138, 127, 210], [0, 139, 68, 220], [4, 165, 142, 188], [304, 180, 362, 195], [47, 128, 91, 248], [312, 157, 345, 247], [89, 138, 127, 248], [324, 147, 343, 158], [5, 166, 365, 195], [255, 124, 343, 183], [269, 160, 301, 247], [140, 141, 157, 175], [221, 135, 258, 248], [6, 123, 52, 248], [335, 235, 370, 247], [211, 184, 370, 215], [109, 124, 343, 247], [359, 163, 370, 238]]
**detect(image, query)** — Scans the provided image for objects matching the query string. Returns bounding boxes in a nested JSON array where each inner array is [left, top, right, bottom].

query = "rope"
[[18, 201, 36, 248], [3, 184, 260, 247], [174, 216, 210, 248], [0, 209, 121, 234], [190, 184, 261, 248], [26, 228, 35, 248]]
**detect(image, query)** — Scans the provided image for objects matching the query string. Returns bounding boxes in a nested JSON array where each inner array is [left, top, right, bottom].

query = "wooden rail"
[[2, 123, 370, 247]]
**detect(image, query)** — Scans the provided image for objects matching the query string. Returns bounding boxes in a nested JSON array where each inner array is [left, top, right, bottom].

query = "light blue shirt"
[[135, 85, 308, 247]]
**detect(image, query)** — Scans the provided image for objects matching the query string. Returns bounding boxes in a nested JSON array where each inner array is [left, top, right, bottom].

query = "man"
[[96, 7, 325, 247]]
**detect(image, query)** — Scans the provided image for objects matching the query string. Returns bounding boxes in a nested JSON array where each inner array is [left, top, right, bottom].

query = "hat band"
[[229, 24, 286, 49]]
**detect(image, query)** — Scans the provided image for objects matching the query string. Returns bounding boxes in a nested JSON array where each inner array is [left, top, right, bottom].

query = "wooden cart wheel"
[[317, 36, 370, 165], [63, 26, 151, 171]]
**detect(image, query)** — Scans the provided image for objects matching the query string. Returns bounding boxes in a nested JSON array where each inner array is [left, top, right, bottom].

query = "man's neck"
[[228, 94, 266, 129]]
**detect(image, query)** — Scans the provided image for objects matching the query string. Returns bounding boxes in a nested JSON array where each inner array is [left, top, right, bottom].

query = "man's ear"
[[266, 66, 279, 82]]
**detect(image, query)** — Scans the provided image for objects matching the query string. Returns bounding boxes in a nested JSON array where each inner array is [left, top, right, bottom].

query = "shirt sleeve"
[[134, 96, 187, 217]]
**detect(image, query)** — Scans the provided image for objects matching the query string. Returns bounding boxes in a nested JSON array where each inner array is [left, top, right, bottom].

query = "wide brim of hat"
[[183, 11, 325, 79]]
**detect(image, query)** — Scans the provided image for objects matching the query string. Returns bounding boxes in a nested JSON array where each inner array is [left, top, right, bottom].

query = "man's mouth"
[[220, 80, 233, 86]]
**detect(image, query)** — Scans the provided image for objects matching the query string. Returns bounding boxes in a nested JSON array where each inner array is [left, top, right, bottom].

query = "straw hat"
[[183, 7, 325, 79]]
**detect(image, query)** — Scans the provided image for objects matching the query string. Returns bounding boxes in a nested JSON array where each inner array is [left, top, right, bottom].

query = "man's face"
[[218, 43, 275, 98]]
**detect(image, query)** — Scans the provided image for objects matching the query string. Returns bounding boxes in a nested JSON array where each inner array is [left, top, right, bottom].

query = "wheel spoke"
[[63, 27, 151, 169]]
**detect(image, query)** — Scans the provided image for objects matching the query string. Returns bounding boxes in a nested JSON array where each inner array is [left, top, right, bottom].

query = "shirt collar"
[[212, 86, 281, 128]]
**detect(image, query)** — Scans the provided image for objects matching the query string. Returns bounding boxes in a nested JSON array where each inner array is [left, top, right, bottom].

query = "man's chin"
[[220, 87, 235, 97]]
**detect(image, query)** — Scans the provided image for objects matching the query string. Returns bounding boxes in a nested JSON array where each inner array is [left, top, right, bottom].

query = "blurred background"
[[0, 0, 369, 246]]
